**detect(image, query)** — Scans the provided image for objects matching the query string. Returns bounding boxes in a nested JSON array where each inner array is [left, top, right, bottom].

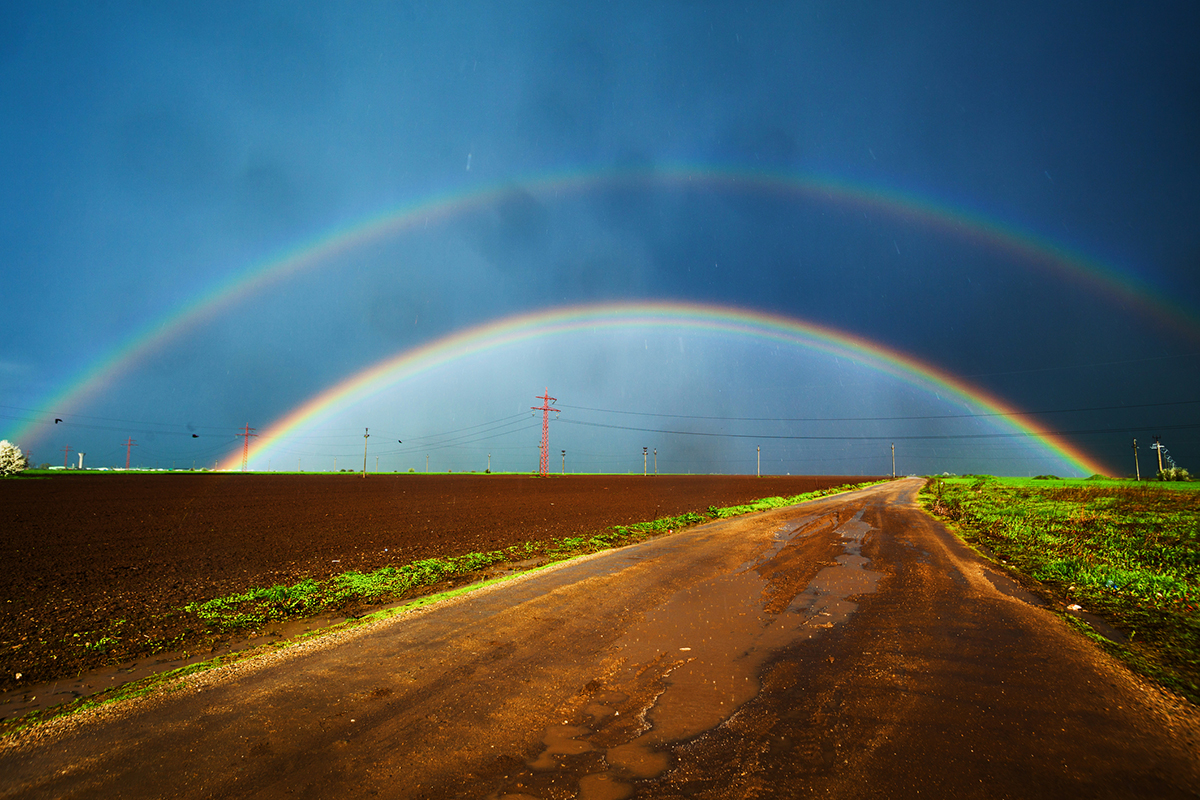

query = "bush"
[[1032, 475, 1061, 480], [0, 440, 29, 476], [1157, 466, 1192, 482]]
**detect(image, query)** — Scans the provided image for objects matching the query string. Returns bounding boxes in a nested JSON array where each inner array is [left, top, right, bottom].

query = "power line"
[[556, 399, 1200, 424], [559, 417, 1200, 442], [0, 405, 236, 433]]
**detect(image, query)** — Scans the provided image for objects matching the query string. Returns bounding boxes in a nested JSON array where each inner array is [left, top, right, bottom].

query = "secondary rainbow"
[[224, 301, 1107, 475], [14, 163, 1196, 449]]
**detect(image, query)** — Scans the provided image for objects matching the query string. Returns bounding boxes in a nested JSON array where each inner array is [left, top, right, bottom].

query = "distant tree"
[[1157, 466, 1192, 481], [0, 440, 29, 477]]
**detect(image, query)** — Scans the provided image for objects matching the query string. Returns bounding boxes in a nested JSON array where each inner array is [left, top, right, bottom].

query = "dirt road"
[[1, 479, 1196, 798]]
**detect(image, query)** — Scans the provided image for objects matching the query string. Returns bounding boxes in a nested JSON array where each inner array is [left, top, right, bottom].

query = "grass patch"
[[921, 476, 1199, 703]]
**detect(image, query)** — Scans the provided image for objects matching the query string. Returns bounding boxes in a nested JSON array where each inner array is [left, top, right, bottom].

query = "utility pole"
[[891, 443, 896, 479], [1153, 436, 1164, 473], [334, 456, 337, 472], [643, 447, 648, 476], [62, 445, 72, 469], [1132, 438, 1141, 481], [362, 428, 370, 477], [757, 446, 761, 477], [123, 437, 136, 470], [654, 448, 657, 476], [531, 389, 557, 478], [561, 450, 566, 474], [488, 453, 491, 473], [235, 424, 257, 472], [426, 454, 429, 473], [376, 456, 379, 472]]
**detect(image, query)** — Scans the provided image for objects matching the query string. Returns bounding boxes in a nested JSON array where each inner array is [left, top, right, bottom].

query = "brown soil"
[[0, 472, 870, 695]]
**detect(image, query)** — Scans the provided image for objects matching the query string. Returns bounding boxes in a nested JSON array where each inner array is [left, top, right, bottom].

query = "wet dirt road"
[[2, 479, 1197, 798]]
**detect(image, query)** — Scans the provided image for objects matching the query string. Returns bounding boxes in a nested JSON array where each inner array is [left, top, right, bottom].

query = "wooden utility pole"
[[891, 443, 896, 479], [362, 428, 370, 477], [1154, 436, 1164, 473], [654, 448, 657, 476], [1132, 438, 1141, 480], [757, 446, 761, 477], [643, 447, 648, 476]]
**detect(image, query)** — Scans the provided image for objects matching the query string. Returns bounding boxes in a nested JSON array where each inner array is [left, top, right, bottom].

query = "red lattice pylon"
[[531, 389, 557, 477], [235, 424, 257, 472]]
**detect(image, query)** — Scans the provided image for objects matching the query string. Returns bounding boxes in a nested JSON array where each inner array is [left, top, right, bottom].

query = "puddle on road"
[[506, 507, 886, 799]]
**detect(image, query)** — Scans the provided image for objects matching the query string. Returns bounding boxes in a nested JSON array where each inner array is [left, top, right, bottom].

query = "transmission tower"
[[62, 445, 72, 469], [235, 424, 257, 472], [122, 437, 136, 470], [531, 389, 558, 477]]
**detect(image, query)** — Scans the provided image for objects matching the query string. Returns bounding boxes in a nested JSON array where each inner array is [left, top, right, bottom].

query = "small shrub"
[[1033, 475, 1061, 481], [0, 440, 29, 476], [1157, 467, 1192, 482]]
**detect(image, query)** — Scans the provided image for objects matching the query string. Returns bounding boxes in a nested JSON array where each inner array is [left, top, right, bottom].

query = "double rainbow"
[[11, 164, 1191, 466]]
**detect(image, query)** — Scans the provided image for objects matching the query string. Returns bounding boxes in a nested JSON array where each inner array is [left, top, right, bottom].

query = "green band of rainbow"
[[223, 301, 1107, 476]]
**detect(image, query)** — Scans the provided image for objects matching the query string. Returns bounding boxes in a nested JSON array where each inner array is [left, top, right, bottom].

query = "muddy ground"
[[0, 473, 869, 696]]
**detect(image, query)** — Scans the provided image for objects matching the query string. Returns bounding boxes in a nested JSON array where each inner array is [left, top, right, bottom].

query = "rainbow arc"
[[220, 301, 1107, 476]]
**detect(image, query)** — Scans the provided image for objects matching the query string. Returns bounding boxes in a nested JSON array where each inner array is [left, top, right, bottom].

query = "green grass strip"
[[921, 475, 1199, 704]]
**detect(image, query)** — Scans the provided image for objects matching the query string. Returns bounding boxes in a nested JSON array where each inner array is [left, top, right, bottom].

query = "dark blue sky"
[[2, 1, 1198, 476]]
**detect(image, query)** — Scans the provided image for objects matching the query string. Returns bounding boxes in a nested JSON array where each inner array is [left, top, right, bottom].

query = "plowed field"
[[0, 473, 871, 694]]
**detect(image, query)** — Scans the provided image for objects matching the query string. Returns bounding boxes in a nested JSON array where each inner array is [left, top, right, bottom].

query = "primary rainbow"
[[223, 301, 1107, 475], [13, 163, 1197, 450]]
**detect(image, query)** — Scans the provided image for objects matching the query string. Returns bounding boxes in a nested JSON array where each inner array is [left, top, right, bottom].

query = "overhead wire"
[[555, 398, 1200, 424], [558, 417, 1200, 441]]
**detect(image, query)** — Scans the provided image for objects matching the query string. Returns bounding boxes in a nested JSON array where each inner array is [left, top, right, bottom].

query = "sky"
[[2, 1, 1198, 477]]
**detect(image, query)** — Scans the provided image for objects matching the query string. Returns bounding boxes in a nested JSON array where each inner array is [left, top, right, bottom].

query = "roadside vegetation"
[[920, 475, 1199, 704], [185, 481, 880, 632], [1, 479, 881, 735]]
